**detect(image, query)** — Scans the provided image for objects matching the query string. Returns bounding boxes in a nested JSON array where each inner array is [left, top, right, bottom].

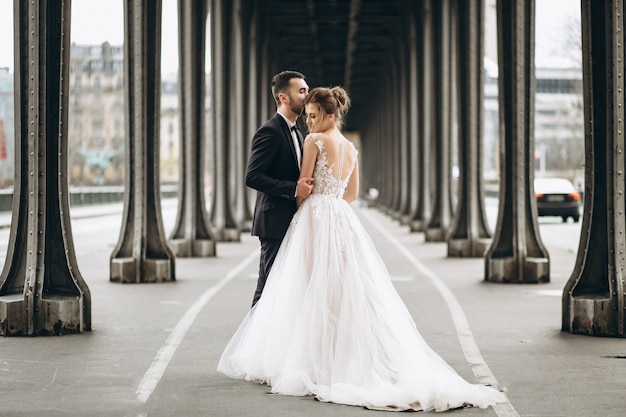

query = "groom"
[[245, 70, 313, 307]]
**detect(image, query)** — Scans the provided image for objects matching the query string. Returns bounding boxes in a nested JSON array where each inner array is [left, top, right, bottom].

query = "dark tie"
[[290, 126, 302, 167]]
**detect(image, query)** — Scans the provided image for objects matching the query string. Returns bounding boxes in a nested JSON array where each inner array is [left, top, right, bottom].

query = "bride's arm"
[[343, 159, 359, 203], [296, 136, 318, 207]]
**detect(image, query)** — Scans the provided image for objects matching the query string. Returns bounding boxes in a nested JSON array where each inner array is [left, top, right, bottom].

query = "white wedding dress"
[[217, 137, 505, 411]]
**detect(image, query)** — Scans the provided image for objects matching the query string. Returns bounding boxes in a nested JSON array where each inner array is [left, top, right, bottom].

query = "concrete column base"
[[170, 239, 216, 257], [409, 220, 425, 233], [425, 227, 447, 242], [111, 257, 173, 283], [219, 228, 241, 242], [447, 238, 491, 257], [563, 296, 624, 337], [486, 256, 549, 283], [0, 294, 86, 336]]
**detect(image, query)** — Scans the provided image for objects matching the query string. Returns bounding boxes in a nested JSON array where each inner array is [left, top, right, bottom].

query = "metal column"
[[485, 0, 549, 283], [210, 0, 240, 241], [562, 0, 626, 336], [425, 0, 453, 242], [389, 61, 402, 216], [169, 0, 216, 257], [243, 3, 261, 230], [397, 39, 411, 223], [230, 0, 249, 233], [409, 0, 432, 232], [238, 1, 254, 232], [406, 9, 421, 223], [447, 0, 492, 257], [110, 0, 176, 283], [374, 73, 390, 210], [0, 0, 91, 335]]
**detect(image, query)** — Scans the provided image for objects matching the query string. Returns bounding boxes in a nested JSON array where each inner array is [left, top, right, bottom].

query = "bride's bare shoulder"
[[305, 132, 332, 145]]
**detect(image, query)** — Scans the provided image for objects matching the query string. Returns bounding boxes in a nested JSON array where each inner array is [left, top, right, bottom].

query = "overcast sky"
[[0, 0, 180, 75], [0, 0, 580, 74]]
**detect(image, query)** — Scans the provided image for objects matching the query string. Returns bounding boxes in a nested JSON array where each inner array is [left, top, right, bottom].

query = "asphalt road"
[[1, 199, 622, 417]]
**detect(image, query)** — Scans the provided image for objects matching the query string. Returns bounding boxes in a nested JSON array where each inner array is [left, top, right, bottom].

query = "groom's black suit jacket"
[[245, 113, 303, 240]]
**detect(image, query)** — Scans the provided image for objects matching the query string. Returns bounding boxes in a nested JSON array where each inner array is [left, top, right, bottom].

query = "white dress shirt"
[[277, 112, 302, 168]]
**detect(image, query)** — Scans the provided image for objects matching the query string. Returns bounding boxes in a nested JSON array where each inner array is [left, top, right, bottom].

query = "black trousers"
[[251, 237, 282, 307]]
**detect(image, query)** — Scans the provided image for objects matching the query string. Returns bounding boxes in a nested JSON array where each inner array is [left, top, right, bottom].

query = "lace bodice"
[[311, 136, 357, 198]]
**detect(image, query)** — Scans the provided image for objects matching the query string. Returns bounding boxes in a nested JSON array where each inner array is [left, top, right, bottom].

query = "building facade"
[[69, 42, 185, 186], [0, 39, 583, 191]]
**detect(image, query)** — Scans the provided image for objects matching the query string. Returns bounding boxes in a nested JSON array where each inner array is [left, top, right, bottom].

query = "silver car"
[[534, 177, 581, 223]]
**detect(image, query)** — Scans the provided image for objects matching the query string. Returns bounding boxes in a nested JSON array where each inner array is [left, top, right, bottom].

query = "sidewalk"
[[0, 205, 624, 417]]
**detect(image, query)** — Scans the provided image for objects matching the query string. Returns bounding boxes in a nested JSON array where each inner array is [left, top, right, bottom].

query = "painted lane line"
[[136, 249, 259, 403], [359, 209, 519, 417]]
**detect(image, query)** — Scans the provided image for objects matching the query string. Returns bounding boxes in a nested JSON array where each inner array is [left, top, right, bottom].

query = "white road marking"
[[523, 289, 562, 297], [359, 209, 519, 417], [136, 249, 259, 403]]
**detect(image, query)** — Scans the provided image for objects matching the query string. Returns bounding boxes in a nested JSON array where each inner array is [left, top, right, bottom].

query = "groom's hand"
[[296, 177, 314, 199]]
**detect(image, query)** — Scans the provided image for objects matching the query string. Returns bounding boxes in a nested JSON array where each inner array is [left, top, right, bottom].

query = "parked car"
[[534, 177, 581, 223]]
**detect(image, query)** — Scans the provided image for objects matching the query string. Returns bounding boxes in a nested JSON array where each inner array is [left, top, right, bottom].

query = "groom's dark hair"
[[271, 70, 305, 106]]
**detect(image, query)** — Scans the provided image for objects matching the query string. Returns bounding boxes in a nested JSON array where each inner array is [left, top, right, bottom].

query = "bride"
[[217, 86, 506, 412]]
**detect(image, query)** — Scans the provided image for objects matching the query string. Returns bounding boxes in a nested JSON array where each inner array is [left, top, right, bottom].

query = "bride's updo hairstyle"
[[304, 86, 351, 129]]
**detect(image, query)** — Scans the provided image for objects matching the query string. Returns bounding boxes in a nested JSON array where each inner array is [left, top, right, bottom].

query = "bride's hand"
[[296, 177, 314, 199], [296, 177, 314, 206]]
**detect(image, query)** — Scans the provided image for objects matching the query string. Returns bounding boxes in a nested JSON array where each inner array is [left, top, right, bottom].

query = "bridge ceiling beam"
[[257, 0, 404, 130]]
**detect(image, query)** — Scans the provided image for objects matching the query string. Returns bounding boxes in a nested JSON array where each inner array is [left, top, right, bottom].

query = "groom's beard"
[[290, 104, 304, 117]]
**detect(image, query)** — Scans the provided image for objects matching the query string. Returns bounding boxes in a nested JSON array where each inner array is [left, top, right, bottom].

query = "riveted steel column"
[[378, 76, 393, 210], [387, 75, 396, 213], [409, 0, 432, 232], [376, 90, 387, 208], [243, 1, 260, 229], [449, 4, 459, 218], [364, 92, 388, 206], [110, 0, 175, 283], [372, 80, 385, 208], [389, 61, 402, 216], [230, 0, 249, 233], [425, 0, 453, 241], [379, 86, 386, 198], [259, 44, 270, 121], [169, 0, 216, 257], [239, 1, 254, 231], [210, 0, 240, 241], [0, 0, 91, 335], [372, 113, 383, 196], [254, 6, 269, 123], [246, 11, 260, 144], [397, 40, 412, 222], [370, 72, 381, 209], [563, 0, 626, 336], [406, 8, 421, 223], [386, 61, 397, 214], [447, 0, 492, 257], [361, 108, 382, 197], [485, 0, 549, 283]]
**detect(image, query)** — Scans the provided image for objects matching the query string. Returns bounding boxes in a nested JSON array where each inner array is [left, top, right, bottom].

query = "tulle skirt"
[[217, 194, 505, 411]]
